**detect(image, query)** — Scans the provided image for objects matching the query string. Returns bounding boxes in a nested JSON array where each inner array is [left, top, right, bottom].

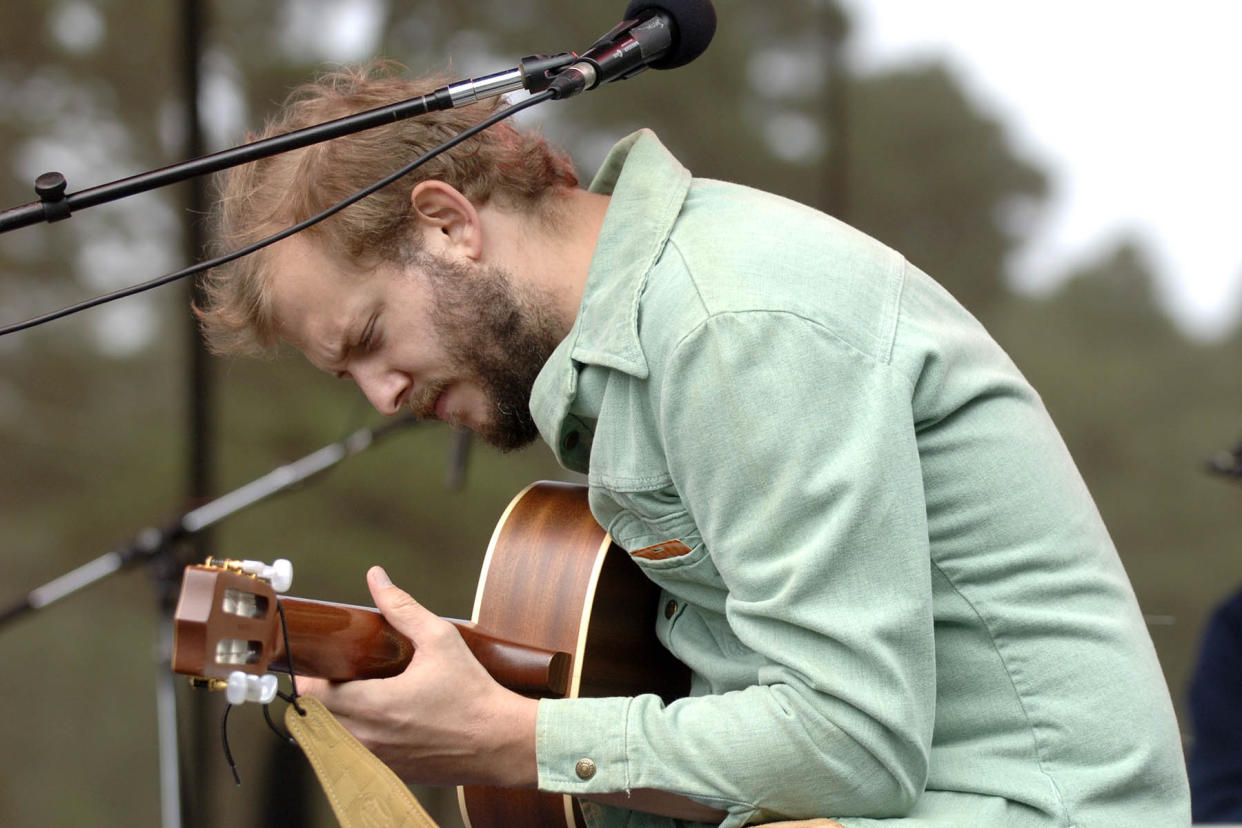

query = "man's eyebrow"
[[320, 317, 355, 372], [325, 306, 374, 373]]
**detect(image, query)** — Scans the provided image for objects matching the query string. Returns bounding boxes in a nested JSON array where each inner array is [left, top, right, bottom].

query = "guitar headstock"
[[172, 558, 292, 688]]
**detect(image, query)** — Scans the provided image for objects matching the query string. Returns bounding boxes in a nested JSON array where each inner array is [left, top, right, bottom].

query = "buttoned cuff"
[[537, 696, 634, 793]]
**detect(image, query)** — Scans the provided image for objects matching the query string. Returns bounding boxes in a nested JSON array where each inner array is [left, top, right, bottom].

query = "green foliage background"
[[0, 1, 1238, 825]]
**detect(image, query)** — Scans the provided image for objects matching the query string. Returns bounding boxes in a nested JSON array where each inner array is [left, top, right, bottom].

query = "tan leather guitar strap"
[[285, 697, 440, 828]]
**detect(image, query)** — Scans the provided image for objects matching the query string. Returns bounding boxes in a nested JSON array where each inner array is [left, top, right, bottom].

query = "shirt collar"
[[568, 128, 693, 379], [529, 130, 691, 451]]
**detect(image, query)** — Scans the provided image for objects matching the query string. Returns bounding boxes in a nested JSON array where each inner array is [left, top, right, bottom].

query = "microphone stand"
[[0, 414, 419, 828], [0, 55, 575, 234], [0, 414, 418, 626]]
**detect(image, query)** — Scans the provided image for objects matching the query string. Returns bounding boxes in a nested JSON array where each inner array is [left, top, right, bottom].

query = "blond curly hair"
[[196, 61, 578, 355]]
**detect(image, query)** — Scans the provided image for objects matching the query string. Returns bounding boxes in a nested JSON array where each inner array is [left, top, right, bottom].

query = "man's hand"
[[296, 566, 539, 788]]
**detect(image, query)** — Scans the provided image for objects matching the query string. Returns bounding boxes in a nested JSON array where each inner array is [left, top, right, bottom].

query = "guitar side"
[[458, 481, 689, 828]]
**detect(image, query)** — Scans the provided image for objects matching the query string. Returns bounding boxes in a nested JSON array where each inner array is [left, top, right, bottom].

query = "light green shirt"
[[529, 130, 1189, 828]]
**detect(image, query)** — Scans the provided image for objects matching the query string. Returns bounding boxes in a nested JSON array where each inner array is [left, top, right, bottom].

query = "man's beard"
[[417, 252, 564, 452]]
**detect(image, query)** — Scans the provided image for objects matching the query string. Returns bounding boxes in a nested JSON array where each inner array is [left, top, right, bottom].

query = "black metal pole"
[[178, 1, 211, 826], [181, 0, 212, 537]]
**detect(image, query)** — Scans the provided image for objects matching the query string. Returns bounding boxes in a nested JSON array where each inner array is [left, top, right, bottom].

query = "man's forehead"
[[265, 235, 356, 361]]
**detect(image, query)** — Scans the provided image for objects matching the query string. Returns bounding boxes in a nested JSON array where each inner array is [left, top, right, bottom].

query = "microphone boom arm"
[[0, 53, 576, 234]]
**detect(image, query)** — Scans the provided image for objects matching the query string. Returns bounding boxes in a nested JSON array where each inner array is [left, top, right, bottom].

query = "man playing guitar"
[[195, 62, 1190, 827]]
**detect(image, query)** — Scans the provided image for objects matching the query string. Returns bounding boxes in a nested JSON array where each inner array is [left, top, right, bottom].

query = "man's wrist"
[[483, 691, 540, 788]]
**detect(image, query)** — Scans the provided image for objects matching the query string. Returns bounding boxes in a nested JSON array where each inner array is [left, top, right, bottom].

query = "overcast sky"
[[840, 1, 1242, 340]]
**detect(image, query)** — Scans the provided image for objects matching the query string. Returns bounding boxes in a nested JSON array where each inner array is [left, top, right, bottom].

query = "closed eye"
[[359, 315, 379, 351]]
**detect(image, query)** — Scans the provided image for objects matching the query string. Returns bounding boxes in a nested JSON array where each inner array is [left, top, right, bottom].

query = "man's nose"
[[353, 364, 409, 416]]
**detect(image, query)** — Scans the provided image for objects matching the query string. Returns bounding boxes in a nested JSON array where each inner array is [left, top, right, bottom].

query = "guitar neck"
[[271, 597, 570, 697]]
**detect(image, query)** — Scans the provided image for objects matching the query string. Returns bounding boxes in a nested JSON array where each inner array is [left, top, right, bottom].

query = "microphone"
[[548, 0, 717, 99]]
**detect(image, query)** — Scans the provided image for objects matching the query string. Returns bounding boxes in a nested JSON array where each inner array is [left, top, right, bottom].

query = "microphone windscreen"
[[623, 0, 717, 70]]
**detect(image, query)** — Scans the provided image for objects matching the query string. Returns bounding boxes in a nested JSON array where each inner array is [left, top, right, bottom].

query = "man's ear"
[[409, 181, 482, 260]]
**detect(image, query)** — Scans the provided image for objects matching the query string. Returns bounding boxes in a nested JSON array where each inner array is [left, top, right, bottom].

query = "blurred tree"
[[843, 62, 1048, 316], [1055, 239, 1173, 331]]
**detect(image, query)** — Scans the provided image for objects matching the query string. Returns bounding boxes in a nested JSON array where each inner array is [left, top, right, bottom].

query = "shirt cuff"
[[537, 695, 634, 794]]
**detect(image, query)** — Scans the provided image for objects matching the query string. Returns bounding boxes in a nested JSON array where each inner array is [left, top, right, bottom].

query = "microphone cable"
[[0, 88, 556, 338]]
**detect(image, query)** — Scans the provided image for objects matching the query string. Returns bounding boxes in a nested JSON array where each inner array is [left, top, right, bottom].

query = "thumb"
[[366, 565, 437, 639]]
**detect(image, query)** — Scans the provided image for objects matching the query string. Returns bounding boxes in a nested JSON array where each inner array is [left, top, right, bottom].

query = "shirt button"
[[664, 599, 678, 619], [575, 758, 597, 780]]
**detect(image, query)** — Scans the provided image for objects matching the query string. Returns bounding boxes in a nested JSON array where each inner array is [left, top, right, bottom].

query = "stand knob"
[[34, 172, 71, 222]]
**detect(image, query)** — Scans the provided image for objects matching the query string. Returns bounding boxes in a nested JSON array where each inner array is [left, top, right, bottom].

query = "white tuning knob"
[[239, 558, 294, 593], [264, 558, 294, 593], [226, 672, 279, 706]]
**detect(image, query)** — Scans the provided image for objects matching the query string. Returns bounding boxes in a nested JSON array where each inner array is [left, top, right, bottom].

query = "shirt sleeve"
[[538, 309, 936, 825]]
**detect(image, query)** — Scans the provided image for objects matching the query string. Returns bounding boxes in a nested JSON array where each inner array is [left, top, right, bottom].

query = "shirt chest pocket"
[[597, 486, 729, 614]]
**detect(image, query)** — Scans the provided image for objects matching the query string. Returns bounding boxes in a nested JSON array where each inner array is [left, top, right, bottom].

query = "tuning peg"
[[238, 558, 294, 593], [226, 671, 279, 706]]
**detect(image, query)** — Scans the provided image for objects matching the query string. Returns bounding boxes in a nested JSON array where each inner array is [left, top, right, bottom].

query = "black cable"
[[0, 89, 555, 337], [221, 703, 242, 786], [218, 599, 308, 787], [275, 598, 306, 717], [262, 702, 295, 745]]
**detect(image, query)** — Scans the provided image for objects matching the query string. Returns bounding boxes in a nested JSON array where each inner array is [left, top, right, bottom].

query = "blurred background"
[[0, 0, 1238, 825]]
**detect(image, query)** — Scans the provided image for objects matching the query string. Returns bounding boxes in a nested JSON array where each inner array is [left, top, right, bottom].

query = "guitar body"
[[458, 481, 689, 828]]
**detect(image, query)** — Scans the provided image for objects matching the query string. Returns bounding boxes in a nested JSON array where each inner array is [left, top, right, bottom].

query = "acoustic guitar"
[[172, 480, 690, 827]]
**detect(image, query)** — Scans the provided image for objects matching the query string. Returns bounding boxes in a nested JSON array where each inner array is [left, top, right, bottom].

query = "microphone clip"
[[548, 14, 674, 99], [518, 53, 580, 94]]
